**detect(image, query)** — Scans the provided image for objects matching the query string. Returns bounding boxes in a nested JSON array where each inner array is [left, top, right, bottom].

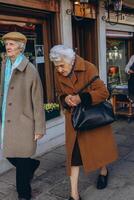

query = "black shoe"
[[30, 160, 40, 180], [18, 198, 31, 200], [68, 196, 82, 200], [96, 170, 109, 189]]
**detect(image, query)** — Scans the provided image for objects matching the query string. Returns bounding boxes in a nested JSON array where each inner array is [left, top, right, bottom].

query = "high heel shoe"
[[96, 169, 109, 189]]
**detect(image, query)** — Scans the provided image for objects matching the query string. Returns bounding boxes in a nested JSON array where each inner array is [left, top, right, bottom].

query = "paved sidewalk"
[[0, 118, 134, 200]]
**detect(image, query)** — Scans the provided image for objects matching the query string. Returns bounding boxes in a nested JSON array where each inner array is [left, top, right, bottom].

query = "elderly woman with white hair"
[[0, 32, 45, 200], [50, 45, 118, 200]]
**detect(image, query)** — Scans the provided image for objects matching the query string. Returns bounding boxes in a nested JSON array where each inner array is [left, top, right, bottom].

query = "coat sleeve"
[[125, 55, 134, 73], [31, 69, 46, 135], [55, 71, 70, 110], [86, 63, 110, 105]]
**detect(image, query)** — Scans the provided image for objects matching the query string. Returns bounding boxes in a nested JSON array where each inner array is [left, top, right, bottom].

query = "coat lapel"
[[16, 57, 29, 72], [57, 55, 86, 90], [1, 57, 29, 97], [1, 62, 6, 96]]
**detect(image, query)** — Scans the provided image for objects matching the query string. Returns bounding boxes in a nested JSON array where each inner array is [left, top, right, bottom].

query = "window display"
[[0, 23, 46, 100], [0, 20, 60, 120], [107, 39, 128, 87]]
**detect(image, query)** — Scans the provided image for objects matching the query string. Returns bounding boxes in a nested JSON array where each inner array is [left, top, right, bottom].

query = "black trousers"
[[7, 157, 37, 199]]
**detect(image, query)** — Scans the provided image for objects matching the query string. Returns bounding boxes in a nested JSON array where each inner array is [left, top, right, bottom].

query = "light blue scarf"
[[1, 53, 24, 148]]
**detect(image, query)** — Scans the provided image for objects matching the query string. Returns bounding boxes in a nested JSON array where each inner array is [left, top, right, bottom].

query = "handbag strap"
[[75, 75, 99, 95]]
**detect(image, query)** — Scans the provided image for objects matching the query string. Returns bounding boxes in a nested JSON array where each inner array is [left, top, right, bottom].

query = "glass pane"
[[0, 22, 47, 103], [107, 39, 128, 87], [0, 20, 60, 120]]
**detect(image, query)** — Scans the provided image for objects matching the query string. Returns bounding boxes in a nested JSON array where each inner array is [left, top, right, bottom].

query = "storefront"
[[97, 0, 134, 84], [0, 0, 61, 103], [60, 0, 134, 90], [96, 0, 134, 121], [0, 0, 65, 174]]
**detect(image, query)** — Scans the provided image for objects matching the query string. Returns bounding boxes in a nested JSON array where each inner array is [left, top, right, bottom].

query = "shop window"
[[107, 39, 128, 87], [0, 22, 47, 101], [0, 20, 60, 120], [0, 0, 61, 119]]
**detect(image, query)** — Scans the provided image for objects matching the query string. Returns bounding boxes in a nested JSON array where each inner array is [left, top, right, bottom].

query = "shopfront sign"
[[74, 3, 97, 19], [105, 12, 134, 25]]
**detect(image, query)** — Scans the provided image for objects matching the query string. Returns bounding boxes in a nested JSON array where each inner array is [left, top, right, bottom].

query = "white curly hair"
[[49, 45, 75, 65]]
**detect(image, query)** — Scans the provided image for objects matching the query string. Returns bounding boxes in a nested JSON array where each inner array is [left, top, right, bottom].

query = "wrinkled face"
[[5, 39, 21, 59], [54, 58, 72, 77]]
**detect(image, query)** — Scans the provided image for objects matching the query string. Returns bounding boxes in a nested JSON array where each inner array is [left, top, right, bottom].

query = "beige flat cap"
[[2, 32, 27, 44]]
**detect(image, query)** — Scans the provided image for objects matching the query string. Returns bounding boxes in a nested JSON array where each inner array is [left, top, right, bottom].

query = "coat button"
[[10, 86, 14, 89], [8, 103, 12, 106], [7, 120, 11, 123]]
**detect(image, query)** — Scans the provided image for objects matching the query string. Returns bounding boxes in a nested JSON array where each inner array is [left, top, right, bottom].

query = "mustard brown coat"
[[55, 55, 118, 176], [0, 57, 45, 157]]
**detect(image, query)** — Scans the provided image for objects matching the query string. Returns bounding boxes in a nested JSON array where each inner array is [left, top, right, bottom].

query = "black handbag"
[[71, 76, 115, 131]]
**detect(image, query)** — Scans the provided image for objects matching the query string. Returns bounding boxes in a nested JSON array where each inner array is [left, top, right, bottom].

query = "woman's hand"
[[128, 69, 134, 74], [34, 134, 43, 141], [65, 94, 81, 107]]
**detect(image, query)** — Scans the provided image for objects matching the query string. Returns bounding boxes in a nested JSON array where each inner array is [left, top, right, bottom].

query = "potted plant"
[[44, 103, 60, 120]]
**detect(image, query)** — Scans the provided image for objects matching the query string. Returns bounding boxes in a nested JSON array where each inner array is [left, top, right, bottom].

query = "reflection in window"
[[107, 39, 128, 87]]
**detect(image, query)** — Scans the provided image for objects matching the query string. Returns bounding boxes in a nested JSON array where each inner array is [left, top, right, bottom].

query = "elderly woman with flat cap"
[[50, 45, 118, 200], [0, 32, 45, 200]]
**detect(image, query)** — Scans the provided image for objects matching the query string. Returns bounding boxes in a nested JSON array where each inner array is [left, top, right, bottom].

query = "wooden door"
[[72, 17, 98, 66]]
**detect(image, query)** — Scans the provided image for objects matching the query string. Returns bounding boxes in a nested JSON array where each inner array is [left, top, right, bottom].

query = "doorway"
[[0, 12, 58, 103], [72, 17, 98, 65]]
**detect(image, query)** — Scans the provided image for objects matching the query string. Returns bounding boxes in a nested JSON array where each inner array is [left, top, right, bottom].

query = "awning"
[[106, 30, 133, 38]]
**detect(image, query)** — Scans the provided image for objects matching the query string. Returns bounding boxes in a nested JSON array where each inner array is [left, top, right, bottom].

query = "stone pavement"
[[0, 118, 134, 200]]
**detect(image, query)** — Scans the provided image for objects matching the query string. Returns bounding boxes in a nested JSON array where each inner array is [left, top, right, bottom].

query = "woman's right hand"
[[128, 69, 134, 74], [65, 95, 81, 107], [65, 95, 76, 107]]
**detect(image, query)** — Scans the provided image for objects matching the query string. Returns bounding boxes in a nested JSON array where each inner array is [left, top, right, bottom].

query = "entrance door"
[[72, 17, 98, 65]]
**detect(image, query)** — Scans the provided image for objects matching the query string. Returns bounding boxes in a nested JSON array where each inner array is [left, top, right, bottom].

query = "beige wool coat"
[[55, 55, 118, 176], [0, 57, 45, 157]]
